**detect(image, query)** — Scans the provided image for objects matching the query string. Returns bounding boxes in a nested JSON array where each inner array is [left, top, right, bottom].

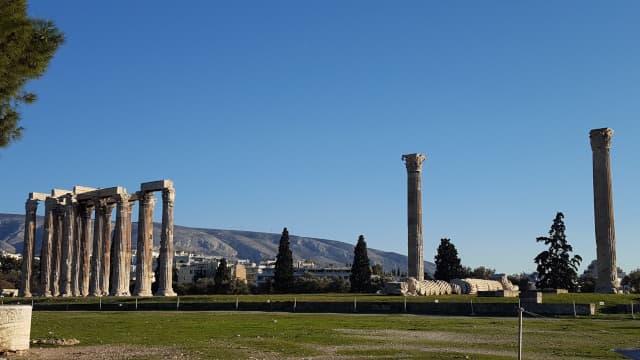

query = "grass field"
[[6, 293, 640, 315], [25, 311, 640, 359]]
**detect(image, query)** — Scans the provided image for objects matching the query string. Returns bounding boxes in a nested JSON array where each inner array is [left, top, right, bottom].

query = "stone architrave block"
[[51, 189, 72, 197], [28, 192, 48, 201], [141, 180, 173, 192]]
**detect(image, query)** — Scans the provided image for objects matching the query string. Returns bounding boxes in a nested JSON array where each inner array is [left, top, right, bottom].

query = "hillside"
[[0, 213, 435, 274]]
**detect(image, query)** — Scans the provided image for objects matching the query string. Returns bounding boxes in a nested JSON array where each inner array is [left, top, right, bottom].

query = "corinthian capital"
[[590, 128, 614, 151], [402, 153, 427, 172], [25, 199, 38, 215]]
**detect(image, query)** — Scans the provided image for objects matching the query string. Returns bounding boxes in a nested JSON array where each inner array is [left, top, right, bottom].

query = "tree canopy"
[[213, 258, 231, 294], [434, 238, 466, 282], [534, 212, 582, 291], [350, 234, 372, 292], [1, 0, 64, 148], [273, 227, 294, 292]]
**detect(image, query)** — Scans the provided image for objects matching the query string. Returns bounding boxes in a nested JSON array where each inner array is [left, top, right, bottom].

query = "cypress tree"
[[534, 212, 582, 291], [273, 227, 294, 292], [434, 238, 465, 282], [350, 234, 372, 292], [213, 258, 231, 294]]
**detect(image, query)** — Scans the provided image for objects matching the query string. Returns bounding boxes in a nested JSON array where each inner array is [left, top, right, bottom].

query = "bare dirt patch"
[[335, 328, 511, 344], [6, 344, 191, 360]]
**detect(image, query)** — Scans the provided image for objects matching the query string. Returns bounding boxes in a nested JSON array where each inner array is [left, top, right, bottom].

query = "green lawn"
[[28, 311, 640, 359]]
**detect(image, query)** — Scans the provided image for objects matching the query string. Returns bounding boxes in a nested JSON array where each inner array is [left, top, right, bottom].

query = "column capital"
[[590, 128, 614, 151], [162, 187, 175, 203], [25, 199, 38, 214], [402, 153, 427, 172], [139, 191, 156, 206]]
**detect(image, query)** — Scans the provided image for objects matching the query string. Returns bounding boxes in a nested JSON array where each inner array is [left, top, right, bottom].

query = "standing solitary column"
[[19, 199, 39, 297], [40, 198, 56, 297], [134, 192, 155, 296], [100, 203, 115, 295], [90, 199, 105, 296], [60, 195, 76, 297], [402, 153, 427, 281], [110, 193, 132, 296], [78, 204, 93, 296], [155, 187, 176, 296], [590, 128, 619, 293]]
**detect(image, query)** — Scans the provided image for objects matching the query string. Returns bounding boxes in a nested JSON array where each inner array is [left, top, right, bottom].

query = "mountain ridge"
[[0, 213, 435, 274]]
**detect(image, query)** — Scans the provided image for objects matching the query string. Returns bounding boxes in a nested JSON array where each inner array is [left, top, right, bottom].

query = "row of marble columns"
[[19, 180, 176, 297]]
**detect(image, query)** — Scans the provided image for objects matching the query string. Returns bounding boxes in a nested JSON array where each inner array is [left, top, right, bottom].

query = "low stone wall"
[[30, 301, 595, 316], [0, 305, 32, 352]]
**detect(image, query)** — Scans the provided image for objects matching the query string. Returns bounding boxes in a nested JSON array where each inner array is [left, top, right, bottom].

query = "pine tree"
[[534, 212, 582, 291], [1, 0, 64, 147], [213, 258, 231, 294], [350, 235, 372, 292], [434, 238, 465, 281], [273, 227, 294, 293]]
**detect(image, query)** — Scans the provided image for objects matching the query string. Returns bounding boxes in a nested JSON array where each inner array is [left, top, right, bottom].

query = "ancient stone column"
[[59, 195, 76, 297], [402, 153, 426, 281], [134, 192, 155, 296], [590, 128, 619, 293], [89, 199, 106, 296], [19, 199, 38, 297], [50, 203, 64, 296], [155, 187, 176, 296], [71, 210, 82, 296], [78, 204, 93, 296], [109, 193, 132, 296], [100, 203, 115, 295], [39, 198, 56, 297]]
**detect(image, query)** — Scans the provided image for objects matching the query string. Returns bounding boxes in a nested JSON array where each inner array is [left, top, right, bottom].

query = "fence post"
[[518, 307, 524, 360], [236, 296, 239, 310], [293, 297, 297, 312], [404, 296, 407, 313], [176, 296, 180, 310], [354, 297, 357, 312]]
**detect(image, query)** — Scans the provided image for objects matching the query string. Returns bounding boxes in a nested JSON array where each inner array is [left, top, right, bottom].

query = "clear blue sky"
[[3, 1, 639, 274]]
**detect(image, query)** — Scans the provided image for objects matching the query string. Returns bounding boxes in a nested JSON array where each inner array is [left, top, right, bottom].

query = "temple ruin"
[[19, 180, 176, 297]]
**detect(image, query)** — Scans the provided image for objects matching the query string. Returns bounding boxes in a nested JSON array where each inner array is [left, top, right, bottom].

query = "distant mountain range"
[[0, 213, 435, 274]]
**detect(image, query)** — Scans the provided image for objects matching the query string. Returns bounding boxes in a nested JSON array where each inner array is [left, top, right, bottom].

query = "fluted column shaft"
[[590, 128, 618, 293], [71, 210, 82, 296], [19, 199, 38, 297], [155, 187, 176, 296], [90, 199, 106, 296], [79, 205, 93, 296], [403, 153, 426, 281], [40, 198, 56, 297], [110, 193, 132, 296], [60, 195, 76, 296], [134, 192, 155, 296], [100, 203, 115, 295], [50, 204, 64, 296]]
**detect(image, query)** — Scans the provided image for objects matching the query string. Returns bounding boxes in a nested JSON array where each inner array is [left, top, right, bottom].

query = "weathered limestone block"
[[449, 278, 505, 295], [0, 306, 32, 352], [383, 281, 409, 295], [406, 278, 453, 296]]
